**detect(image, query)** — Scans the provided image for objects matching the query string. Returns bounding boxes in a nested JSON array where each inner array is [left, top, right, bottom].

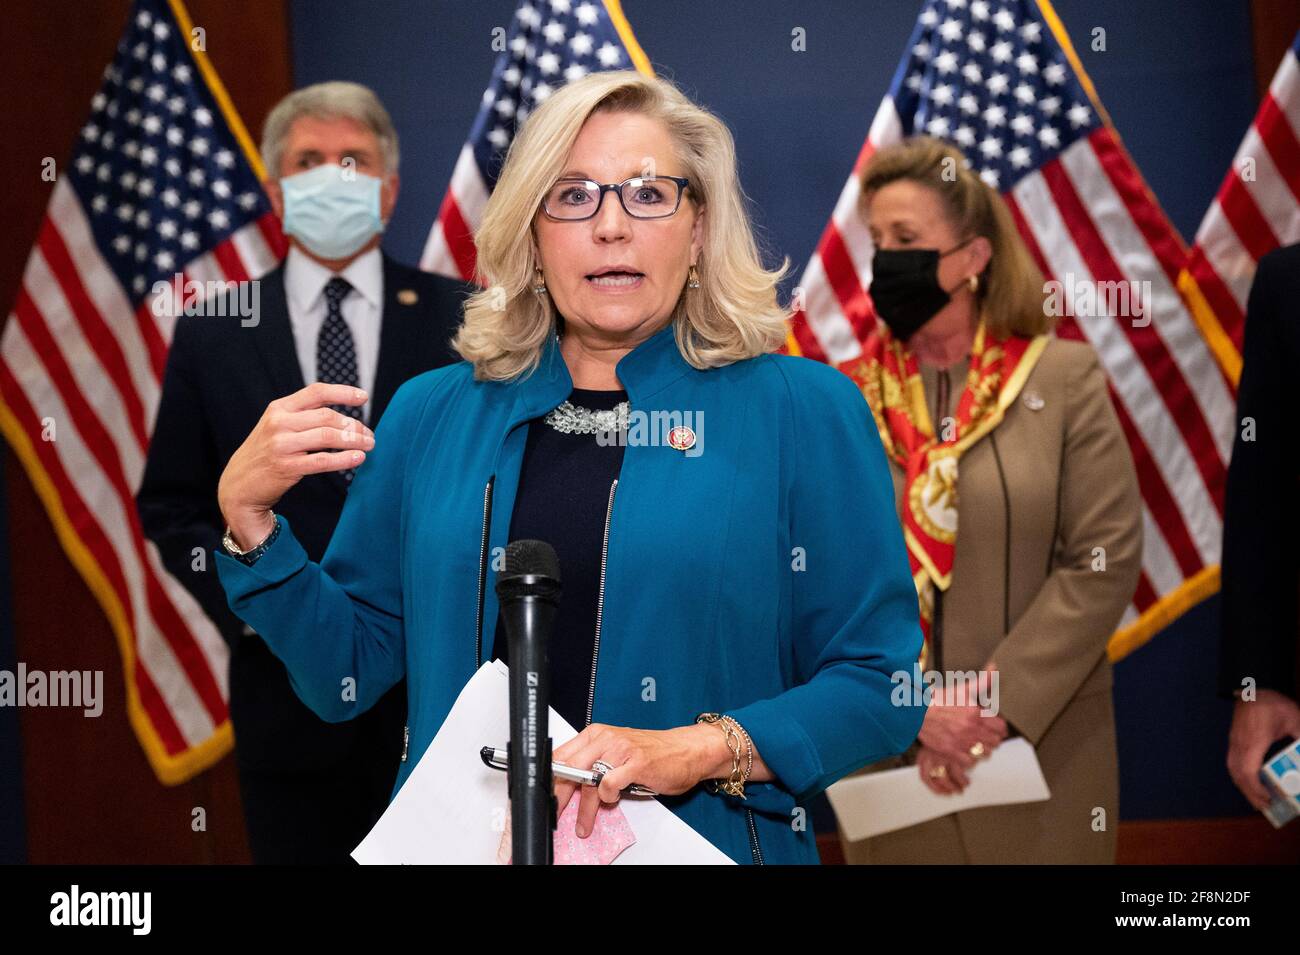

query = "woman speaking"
[[212, 71, 925, 865]]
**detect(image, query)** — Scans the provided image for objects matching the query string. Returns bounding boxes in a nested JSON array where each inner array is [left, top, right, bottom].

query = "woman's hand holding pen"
[[551, 722, 770, 839]]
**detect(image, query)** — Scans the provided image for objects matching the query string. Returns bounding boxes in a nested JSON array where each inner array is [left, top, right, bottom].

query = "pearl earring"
[[533, 268, 547, 294], [967, 274, 979, 294], [687, 265, 700, 289]]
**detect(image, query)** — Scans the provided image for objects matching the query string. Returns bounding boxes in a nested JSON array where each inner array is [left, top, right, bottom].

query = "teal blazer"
[[214, 322, 926, 864]]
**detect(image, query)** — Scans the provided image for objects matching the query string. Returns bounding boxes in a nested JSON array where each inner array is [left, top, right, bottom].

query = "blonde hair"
[[859, 136, 1051, 338], [262, 81, 399, 176], [453, 71, 789, 381]]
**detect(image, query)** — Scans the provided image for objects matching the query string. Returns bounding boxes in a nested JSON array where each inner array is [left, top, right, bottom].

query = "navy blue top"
[[490, 387, 627, 730]]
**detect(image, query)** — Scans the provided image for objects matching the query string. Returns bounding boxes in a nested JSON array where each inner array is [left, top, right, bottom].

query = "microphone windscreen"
[[500, 539, 561, 584]]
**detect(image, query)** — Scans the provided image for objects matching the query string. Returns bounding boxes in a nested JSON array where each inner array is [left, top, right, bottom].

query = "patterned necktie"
[[317, 276, 362, 484]]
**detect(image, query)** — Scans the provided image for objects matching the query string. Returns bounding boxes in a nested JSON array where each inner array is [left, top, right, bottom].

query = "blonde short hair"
[[453, 71, 789, 381], [859, 136, 1051, 338], [261, 81, 399, 177]]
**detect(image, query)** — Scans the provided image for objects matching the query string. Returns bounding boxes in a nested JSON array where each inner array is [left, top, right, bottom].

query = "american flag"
[[1180, 30, 1300, 384], [420, 0, 651, 280], [785, 0, 1237, 660], [0, 0, 286, 783]]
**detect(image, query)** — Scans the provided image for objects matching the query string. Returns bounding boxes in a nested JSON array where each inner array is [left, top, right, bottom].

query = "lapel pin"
[[1023, 390, 1045, 411], [667, 425, 696, 452], [396, 289, 419, 305]]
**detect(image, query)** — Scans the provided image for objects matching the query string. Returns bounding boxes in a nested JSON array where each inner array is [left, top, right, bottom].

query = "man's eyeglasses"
[[541, 175, 691, 221]]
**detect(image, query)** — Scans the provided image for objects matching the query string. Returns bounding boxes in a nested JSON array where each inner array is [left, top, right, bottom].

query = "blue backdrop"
[[287, 0, 1261, 823]]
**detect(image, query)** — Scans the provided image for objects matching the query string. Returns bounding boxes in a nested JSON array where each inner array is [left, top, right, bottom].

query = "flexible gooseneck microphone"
[[495, 539, 562, 865]]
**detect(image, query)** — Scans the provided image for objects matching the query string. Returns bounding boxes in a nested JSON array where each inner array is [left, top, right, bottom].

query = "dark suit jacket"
[[1221, 243, 1300, 702], [136, 252, 471, 772]]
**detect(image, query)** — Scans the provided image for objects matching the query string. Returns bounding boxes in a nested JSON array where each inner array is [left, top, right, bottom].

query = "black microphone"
[[495, 539, 561, 865]]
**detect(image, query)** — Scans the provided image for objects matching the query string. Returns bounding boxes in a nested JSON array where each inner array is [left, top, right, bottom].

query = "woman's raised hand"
[[217, 382, 374, 549]]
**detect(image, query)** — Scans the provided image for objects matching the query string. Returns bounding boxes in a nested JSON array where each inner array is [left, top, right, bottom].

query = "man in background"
[[137, 81, 470, 862]]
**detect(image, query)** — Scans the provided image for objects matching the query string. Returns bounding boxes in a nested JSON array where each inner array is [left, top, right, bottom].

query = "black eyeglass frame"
[[540, 175, 692, 221]]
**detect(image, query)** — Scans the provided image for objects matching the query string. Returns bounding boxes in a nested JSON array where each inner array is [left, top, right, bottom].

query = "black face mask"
[[869, 238, 975, 342]]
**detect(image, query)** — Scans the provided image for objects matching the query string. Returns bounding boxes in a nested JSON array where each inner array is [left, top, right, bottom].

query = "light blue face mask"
[[280, 163, 384, 260]]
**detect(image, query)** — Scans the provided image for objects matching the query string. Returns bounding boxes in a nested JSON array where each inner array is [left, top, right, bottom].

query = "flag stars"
[[564, 63, 588, 82], [143, 114, 162, 135], [978, 134, 1003, 158], [986, 72, 1009, 96], [1020, 21, 1042, 43], [1038, 125, 1060, 149], [538, 51, 560, 74], [542, 20, 566, 44], [1009, 145, 1032, 168], [993, 8, 1015, 31], [1039, 95, 1061, 116], [236, 192, 259, 210], [187, 167, 205, 187], [962, 62, 982, 83], [1044, 62, 1067, 85], [967, 29, 986, 53], [180, 230, 199, 250], [569, 31, 594, 55], [595, 42, 621, 66], [215, 149, 235, 169], [207, 208, 229, 230], [487, 126, 510, 149], [954, 124, 976, 147], [182, 199, 201, 219], [575, 2, 599, 26], [1067, 102, 1092, 128], [1010, 112, 1035, 136], [172, 64, 191, 84], [971, 0, 990, 19], [938, 18, 963, 42], [152, 21, 169, 40], [980, 167, 1000, 188], [533, 82, 555, 101], [1013, 82, 1035, 105], [1016, 51, 1038, 73], [930, 83, 954, 106], [83, 124, 101, 143], [935, 50, 959, 74], [162, 188, 180, 207], [193, 107, 212, 126], [982, 103, 1006, 127], [91, 195, 109, 214], [154, 250, 174, 270], [991, 39, 1013, 62], [926, 115, 951, 137], [958, 92, 979, 115], [212, 178, 231, 199]]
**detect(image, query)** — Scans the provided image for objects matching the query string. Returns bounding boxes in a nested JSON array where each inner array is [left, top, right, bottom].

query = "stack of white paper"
[[353, 660, 734, 864], [826, 737, 1051, 842]]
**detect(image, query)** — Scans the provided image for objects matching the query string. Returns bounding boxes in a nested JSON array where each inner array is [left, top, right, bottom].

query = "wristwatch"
[[222, 514, 280, 566]]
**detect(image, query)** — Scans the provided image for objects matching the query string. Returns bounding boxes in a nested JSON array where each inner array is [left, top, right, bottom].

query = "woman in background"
[[836, 136, 1142, 864]]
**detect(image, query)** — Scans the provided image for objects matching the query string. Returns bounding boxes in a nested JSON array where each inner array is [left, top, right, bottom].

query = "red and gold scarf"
[[838, 322, 1048, 670]]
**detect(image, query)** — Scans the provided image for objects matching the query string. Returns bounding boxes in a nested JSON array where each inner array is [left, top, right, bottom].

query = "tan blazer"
[[838, 336, 1142, 864]]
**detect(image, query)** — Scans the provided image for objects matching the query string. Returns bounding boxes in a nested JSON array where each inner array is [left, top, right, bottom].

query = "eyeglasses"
[[541, 175, 691, 221]]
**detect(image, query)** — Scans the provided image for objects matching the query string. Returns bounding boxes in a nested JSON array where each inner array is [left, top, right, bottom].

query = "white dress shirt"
[[284, 244, 383, 423]]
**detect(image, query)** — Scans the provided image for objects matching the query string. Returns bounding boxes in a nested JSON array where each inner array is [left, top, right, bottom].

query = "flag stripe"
[[8, 285, 227, 725], [0, 345, 201, 751]]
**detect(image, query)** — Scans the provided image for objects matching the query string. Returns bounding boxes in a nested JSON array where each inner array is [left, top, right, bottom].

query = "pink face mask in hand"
[[497, 794, 637, 865]]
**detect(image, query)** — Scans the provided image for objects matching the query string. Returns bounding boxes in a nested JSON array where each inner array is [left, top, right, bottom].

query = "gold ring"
[[927, 765, 947, 779], [969, 742, 986, 759]]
